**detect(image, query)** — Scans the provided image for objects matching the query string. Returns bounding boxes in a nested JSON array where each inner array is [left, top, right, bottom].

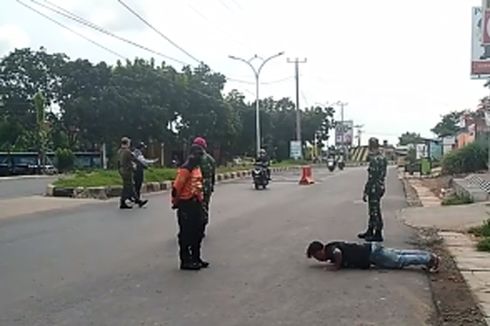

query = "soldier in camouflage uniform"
[[358, 137, 388, 242], [192, 137, 216, 233]]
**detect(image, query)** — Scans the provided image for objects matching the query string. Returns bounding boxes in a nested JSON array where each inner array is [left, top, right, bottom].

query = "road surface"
[[0, 167, 434, 326], [0, 176, 57, 199]]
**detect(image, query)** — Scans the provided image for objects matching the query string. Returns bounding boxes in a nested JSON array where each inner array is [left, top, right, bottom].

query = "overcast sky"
[[0, 0, 487, 144]]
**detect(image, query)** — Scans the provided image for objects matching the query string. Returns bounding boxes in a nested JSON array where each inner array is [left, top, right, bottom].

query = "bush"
[[441, 142, 488, 175], [468, 219, 490, 237], [441, 193, 473, 206], [477, 237, 490, 252], [55, 148, 75, 172]]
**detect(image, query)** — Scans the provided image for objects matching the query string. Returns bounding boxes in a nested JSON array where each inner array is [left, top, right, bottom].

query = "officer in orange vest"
[[171, 144, 209, 270]]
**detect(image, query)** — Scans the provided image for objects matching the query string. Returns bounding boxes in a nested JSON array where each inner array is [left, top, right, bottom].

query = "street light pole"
[[228, 52, 285, 156]]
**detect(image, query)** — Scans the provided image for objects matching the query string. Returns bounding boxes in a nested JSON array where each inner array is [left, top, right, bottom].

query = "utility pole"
[[336, 101, 348, 159], [354, 124, 364, 147], [287, 58, 307, 158], [487, 79, 490, 172], [229, 52, 285, 156]]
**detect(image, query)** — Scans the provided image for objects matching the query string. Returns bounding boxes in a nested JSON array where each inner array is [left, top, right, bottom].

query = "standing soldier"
[[192, 137, 216, 235], [171, 144, 209, 270], [118, 137, 147, 209], [358, 137, 388, 242]]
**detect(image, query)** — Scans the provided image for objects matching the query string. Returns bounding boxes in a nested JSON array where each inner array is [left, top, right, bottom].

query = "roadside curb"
[[399, 175, 489, 325], [46, 166, 300, 199]]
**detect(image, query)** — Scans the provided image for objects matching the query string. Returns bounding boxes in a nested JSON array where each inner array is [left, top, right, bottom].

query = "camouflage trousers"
[[203, 192, 212, 225], [368, 195, 383, 231]]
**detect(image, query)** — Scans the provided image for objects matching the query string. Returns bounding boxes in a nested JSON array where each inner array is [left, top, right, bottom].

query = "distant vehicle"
[[0, 151, 100, 176], [252, 163, 269, 190], [327, 157, 336, 172]]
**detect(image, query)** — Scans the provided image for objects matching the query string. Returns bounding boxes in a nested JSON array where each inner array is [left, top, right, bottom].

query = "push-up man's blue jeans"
[[369, 243, 432, 269]]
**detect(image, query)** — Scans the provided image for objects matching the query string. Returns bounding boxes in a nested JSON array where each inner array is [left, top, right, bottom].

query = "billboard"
[[471, 7, 490, 78], [335, 120, 354, 147], [484, 1, 490, 44], [289, 140, 302, 159]]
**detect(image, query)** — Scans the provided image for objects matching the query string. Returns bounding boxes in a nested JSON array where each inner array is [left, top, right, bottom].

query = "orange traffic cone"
[[299, 165, 314, 185]]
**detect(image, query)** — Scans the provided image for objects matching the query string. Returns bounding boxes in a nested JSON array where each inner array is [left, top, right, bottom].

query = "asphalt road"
[[0, 167, 434, 326], [0, 176, 57, 199]]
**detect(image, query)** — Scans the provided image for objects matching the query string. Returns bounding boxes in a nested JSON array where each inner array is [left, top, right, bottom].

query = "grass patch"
[[469, 219, 490, 237], [468, 219, 490, 252], [54, 168, 177, 188], [53, 160, 303, 188], [441, 193, 473, 206], [477, 237, 490, 252]]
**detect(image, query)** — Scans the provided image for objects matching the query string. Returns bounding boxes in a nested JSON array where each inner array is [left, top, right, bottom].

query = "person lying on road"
[[306, 240, 440, 272]]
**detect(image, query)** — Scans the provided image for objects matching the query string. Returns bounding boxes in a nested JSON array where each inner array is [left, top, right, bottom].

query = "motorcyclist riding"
[[255, 149, 271, 180]]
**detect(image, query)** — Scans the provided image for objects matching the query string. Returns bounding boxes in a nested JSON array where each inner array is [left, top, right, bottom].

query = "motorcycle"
[[338, 160, 345, 171], [327, 158, 336, 172], [252, 164, 269, 190]]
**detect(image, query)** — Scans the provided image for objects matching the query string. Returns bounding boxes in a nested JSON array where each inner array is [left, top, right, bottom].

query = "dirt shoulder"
[[401, 179, 487, 325]]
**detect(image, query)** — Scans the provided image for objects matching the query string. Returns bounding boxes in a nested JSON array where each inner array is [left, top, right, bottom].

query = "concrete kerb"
[[399, 174, 490, 323], [46, 166, 301, 199]]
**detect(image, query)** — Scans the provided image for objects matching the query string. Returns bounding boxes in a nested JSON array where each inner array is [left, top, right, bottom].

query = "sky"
[[0, 0, 488, 145]]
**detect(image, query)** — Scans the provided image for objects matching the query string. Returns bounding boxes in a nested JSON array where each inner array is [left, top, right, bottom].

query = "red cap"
[[193, 137, 207, 149]]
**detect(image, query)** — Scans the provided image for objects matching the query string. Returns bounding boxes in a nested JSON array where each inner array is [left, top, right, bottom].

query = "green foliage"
[[441, 142, 488, 175], [468, 219, 490, 237], [55, 148, 75, 172], [0, 47, 335, 161], [441, 193, 473, 206], [477, 237, 490, 252], [54, 168, 177, 188], [398, 132, 422, 146], [53, 161, 301, 188], [431, 111, 464, 137]]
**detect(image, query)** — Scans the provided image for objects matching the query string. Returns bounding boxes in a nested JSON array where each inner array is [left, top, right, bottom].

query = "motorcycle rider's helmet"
[[259, 149, 266, 157]]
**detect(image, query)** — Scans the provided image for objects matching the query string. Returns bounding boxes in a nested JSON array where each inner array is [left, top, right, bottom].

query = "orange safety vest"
[[171, 166, 203, 206]]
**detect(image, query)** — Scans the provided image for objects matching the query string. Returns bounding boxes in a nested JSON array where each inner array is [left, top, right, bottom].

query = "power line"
[[30, 0, 189, 65], [227, 75, 295, 85], [17, 0, 128, 60], [186, 1, 248, 49], [117, 0, 202, 65], [17, 1, 231, 106]]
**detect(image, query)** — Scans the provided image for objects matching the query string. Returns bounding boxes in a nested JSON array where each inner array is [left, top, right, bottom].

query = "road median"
[[46, 166, 301, 199]]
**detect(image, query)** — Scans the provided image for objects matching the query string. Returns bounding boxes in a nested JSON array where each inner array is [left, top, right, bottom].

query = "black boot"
[[120, 200, 132, 209], [366, 230, 383, 242], [198, 259, 210, 268], [180, 260, 201, 270], [138, 199, 148, 208], [191, 243, 209, 269], [180, 248, 200, 270], [358, 227, 373, 239]]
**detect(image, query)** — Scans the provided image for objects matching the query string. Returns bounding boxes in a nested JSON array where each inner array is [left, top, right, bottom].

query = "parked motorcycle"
[[252, 164, 269, 190]]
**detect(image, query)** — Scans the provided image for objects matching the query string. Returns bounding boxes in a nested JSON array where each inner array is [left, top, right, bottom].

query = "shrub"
[[468, 219, 490, 237], [55, 148, 75, 172], [477, 237, 490, 252], [441, 193, 473, 206], [441, 142, 488, 175]]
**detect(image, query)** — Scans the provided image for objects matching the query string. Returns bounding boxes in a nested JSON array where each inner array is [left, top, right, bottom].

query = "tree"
[[398, 132, 422, 146], [431, 111, 465, 137]]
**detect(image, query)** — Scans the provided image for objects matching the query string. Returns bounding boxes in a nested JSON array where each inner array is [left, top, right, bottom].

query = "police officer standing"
[[171, 144, 209, 270], [118, 137, 147, 209], [358, 137, 388, 242], [192, 137, 216, 235], [132, 142, 157, 203]]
